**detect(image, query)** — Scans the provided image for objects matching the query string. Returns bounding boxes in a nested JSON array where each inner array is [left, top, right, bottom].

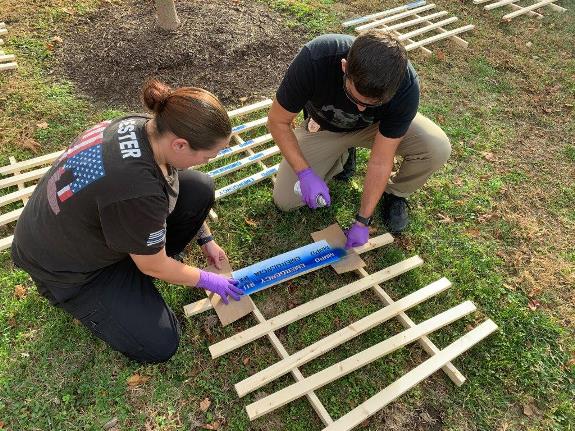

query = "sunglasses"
[[342, 74, 386, 108]]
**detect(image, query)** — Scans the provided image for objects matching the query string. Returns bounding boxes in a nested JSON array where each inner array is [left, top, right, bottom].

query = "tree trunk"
[[155, 0, 180, 31]]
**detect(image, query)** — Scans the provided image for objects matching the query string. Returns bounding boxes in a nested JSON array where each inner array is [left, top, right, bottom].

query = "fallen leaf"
[[435, 50, 446, 62], [242, 356, 251, 365], [482, 152, 497, 162], [46, 42, 54, 51], [437, 213, 453, 224], [0, 420, 5, 429], [239, 97, 248, 103], [103, 417, 118, 430], [36, 121, 49, 129], [20, 137, 41, 152], [127, 373, 150, 387], [14, 285, 27, 299], [199, 397, 211, 412], [478, 213, 496, 223], [523, 403, 536, 416], [245, 218, 257, 227], [528, 299, 541, 311], [203, 420, 221, 430], [464, 228, 481, 238], [436, 114, 446, 124], [52, 36, 63, 44]]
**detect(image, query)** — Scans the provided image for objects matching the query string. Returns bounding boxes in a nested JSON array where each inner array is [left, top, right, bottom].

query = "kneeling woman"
[[12, 79, 243, 363]]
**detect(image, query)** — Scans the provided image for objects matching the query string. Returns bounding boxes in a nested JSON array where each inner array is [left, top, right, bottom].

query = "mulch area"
[[54, 0, 309, 109]]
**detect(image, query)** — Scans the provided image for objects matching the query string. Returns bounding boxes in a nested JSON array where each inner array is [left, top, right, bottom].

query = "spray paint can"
[[294, 181, 327, 207]]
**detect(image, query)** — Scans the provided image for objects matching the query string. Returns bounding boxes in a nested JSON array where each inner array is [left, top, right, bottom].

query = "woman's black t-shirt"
[[12, 115, 179, 290]]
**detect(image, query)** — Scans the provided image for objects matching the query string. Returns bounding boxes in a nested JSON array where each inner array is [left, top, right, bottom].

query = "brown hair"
[[347, 30, 408, 102], [142, 79, 231, 150]]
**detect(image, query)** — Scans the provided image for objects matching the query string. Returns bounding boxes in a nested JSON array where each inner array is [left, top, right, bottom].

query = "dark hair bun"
[[142, 79, 172, 113]]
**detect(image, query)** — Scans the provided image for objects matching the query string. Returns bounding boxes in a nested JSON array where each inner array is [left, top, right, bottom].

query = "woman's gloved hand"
[[196, 270, 244, 305]]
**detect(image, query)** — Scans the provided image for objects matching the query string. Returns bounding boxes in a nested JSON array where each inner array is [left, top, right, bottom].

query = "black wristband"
[[196, 235, 214, 246], [355, 213, 373, 226]]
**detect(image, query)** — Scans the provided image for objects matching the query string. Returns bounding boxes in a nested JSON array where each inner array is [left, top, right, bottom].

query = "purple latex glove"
[[296, 168, 331, 209], [345, 222, 369, 249], [197, 270, 244, 305]]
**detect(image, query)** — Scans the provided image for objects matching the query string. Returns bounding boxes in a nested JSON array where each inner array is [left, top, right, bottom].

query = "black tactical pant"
[[33, 169, 214, 363]]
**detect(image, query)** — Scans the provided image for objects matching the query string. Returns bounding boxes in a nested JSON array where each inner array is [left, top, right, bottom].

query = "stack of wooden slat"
[[0, 22, 17, 71]]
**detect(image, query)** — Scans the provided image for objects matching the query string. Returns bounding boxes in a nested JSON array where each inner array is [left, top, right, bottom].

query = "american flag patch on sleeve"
[[146, 228, 166, 247]]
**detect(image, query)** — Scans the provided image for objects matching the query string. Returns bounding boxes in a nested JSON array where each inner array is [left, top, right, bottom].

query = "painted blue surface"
[[232, 240, 346, 295], [232, 124, 247, 133]]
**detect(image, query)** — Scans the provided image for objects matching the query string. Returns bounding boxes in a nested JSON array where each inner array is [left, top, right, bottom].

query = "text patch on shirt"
[[117, 119, 142, 158]]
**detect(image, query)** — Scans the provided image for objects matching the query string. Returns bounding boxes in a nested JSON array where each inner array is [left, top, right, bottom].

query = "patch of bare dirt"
[[53, 0, 308, 108]]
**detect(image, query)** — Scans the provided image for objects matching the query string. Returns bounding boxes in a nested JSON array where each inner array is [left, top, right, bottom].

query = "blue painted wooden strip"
[[232, 241, 347, 295]]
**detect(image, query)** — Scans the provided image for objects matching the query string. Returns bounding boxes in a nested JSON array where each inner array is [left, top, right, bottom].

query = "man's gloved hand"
[[297, 168, 331, 209], [345, 222, 369, 249], [197, 270, 244, 305]]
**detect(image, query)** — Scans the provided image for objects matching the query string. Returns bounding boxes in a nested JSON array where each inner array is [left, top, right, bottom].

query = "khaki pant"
[[273, 113, 451, 211]]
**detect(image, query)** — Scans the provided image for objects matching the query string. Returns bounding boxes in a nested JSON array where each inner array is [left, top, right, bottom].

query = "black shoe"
[[380, 192, 410, 233], [334, 148, 357, 182]]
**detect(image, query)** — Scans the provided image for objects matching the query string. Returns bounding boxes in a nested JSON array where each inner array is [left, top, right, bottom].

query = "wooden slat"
[[0, 150, 62, 175], [250, 305, 334, 426], [503, 0, 559, 19], [356, 267, 466, 386], [232, 117, 268, 135], [397, 17, 458, 40], [208, 208, 218, 222], [546, 1, 567, 11], [0, 54, 15, 62], [404, 25, 475, 51], [385, 11, 449, 31], [214, 164, 279, 200], [507, 2, 544, 16], [208, 133, 273, 164], [0, 62, 17, 71], [356, 4, 437, 30], [412, 13, 469, 48], [246, 301, 478, 419], [473, 0, 495, 4], [208, 256, 423, 358], [342, 1, 426, 27], [233, 134, 275, 184], [323, 320, 498, 431], [207, 146, 280, 179], [0, 207, 23, 227], [0, 235, 13, 251], [0, 29, 7, 36], [0, 186, 36, 207], [485, 0, 520, 10], [183, 233, 394, 318], [228, 99, 272, 119], [235, 277, 452, 397], [0, 166, 50, 189], [9, 156, 29, 206]]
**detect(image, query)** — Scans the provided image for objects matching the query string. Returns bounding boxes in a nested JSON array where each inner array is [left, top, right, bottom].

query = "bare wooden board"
[[311, 224, 365, 274], [203, 259, 254, 326]]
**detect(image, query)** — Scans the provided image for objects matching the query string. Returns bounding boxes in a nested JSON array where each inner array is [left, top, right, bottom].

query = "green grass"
[[1, 0, 574, 430]]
